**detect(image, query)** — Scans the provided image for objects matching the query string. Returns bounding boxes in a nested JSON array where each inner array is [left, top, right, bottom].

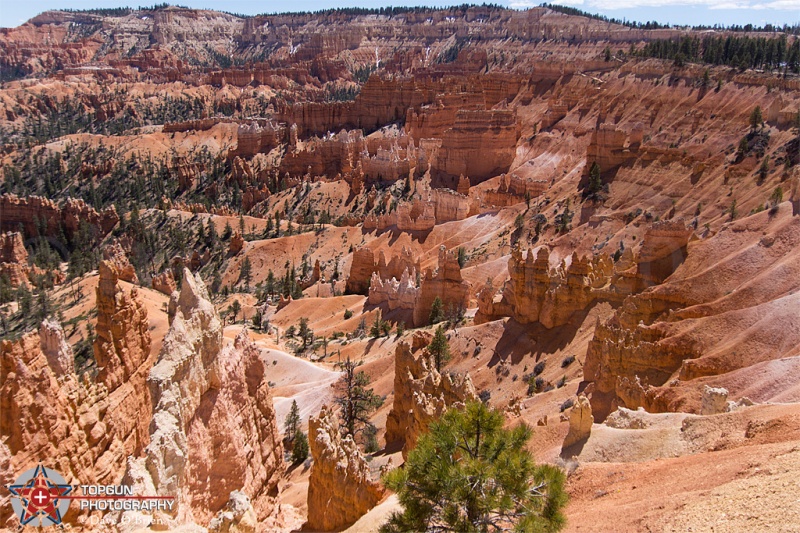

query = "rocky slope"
[[0, 4, 799, 532]]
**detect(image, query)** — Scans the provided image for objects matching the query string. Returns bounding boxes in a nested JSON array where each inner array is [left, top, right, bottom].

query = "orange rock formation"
[[306, 405, 385, 531], [385, 339, 478, 458]]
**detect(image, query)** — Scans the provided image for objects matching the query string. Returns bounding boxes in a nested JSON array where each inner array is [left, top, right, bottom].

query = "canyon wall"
[[306, 405, 384, 531], [0, 194, 119, 241], [477, 220, 694, 329], [123, 269, 283, 528], [584, 210, 800, 421], [346, 246, 420, 295], [0, 267, 153, 528], [476, 246, 617, 329], [386, 339, 478, 458]]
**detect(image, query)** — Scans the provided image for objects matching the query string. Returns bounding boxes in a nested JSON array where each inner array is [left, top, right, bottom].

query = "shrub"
[[478, 389, 491, 404], [561, 355, 575, 368], [560, 398, 575, 413]]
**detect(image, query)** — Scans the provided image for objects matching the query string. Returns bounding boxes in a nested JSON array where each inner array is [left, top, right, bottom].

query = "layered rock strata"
[[411, 247, 472, 327], [0, 232, 32, 287], [477, 221, 693, 329], [346, 246, 419, 295], [93, 259, 151, 391], [0, 194, 118, 240], [0, 275, 153, 527], [126, 269, 283, 527], [476, 246, 616, 328], [385, 340, 478, 458], [306, 405, 384, 531]]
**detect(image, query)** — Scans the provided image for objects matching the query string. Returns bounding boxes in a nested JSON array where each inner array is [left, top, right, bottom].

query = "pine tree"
[[586, 162, 604, 200], [334, 356, 383, 439], [298, 317, 313, 350], [229, 300, 241, 323], [370, 310, 384, 338], [428, 325, 451, 372], [291, 430, 309, 464], [265, 269, 276, 300], [207, 218, 218, 249], [284, 400, 301, 443], [758, 156, 770, 182], [381, 401, 567, 533], [750, 106, 763, 130], [240, 256, 252, 290], [429, 296, 444, 324], [17, 285, 32, 318]]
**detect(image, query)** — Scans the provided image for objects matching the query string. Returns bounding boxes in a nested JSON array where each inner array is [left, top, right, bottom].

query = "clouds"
[[529, 0, 799, 10]]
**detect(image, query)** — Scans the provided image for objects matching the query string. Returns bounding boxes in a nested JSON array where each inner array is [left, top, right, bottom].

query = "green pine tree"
[[381, 401, 567, 533], [240, 256, 252, 290], [428, 325, 451, 372], [291, 430, 309, 464], [284, 400, 301, 443], [429, 296, 444, 324]]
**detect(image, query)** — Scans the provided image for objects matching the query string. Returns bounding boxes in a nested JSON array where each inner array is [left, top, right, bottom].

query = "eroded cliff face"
[[476, 246, 616, 329], [94, 259, 150, 391], [124, 268, 283, 528], [0, 273, 153, 528], [385, 338, 478, 459], [0, 232, 33, 287], [477, 219, 694, 329], [306, 405, 384, 531], [362, 246, 472, 327], [346, 246, 420, 295], [584, 208, 800, 421], [368, 268, 418, 311], [362, 188, 478, 233], [411, 247, 472, 328], [0, 194, 118, 241]]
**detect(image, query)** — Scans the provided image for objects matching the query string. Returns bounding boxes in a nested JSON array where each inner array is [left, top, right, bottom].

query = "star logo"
[[8, 465, 72, 527]]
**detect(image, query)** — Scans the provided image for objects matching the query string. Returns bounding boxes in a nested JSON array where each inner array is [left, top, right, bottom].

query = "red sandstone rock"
[[229, 231, 245, 255], [0, 194, 118, 241], [0, 312, 153, 527], [102, 241, 138, 284], [346, 246, 420, 295], [385, 341, 478, 458], [129, 270, 283, 527], [412, 246, 472, 327], [152, 269, 177, 296], [0, 232, 31, 287], [93, 258, 151, 393], [476, 246, 616, 329], [306, 405, 384, 530]]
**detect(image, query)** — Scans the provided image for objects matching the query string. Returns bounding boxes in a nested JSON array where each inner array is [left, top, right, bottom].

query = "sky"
[[0, 0, 797, 29]]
